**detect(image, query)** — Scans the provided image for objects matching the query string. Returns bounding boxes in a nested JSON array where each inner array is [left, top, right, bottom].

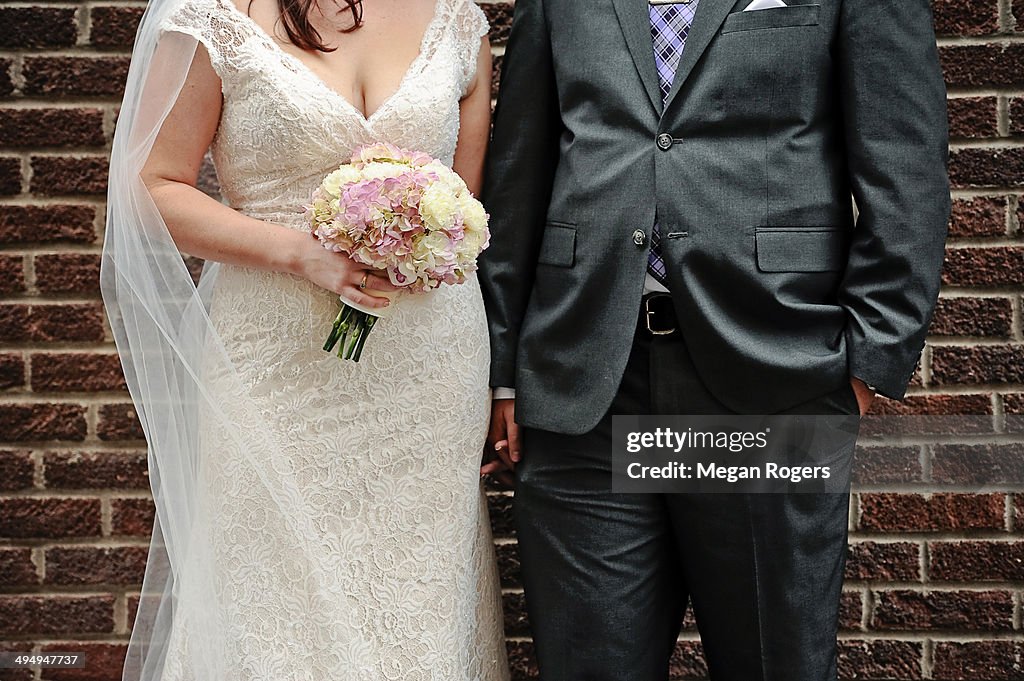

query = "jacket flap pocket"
[[722, 5, 821, 34], [755, 228, 845, 272], [538, 223, 576, 267]]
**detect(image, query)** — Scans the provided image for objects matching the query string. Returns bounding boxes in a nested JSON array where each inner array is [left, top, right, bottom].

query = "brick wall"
[[0, 1, 1022, 679]]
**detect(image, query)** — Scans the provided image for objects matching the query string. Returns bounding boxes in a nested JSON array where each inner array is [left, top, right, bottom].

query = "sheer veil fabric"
[[100, 0, 505, 678]]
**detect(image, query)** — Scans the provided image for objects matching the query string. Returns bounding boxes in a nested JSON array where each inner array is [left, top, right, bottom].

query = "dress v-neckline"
[[219, 0, 447, 126]]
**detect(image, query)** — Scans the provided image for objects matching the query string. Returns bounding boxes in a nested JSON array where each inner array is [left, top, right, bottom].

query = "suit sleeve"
[[478, 0, 561, 389], [835, 0, 951, 400]]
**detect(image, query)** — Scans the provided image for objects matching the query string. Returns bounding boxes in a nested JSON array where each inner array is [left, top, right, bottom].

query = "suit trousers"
[[513, 299, 861, 681]]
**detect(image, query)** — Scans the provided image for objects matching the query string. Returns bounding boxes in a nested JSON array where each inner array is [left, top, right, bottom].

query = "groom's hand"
[[482, 399, 520, 476]]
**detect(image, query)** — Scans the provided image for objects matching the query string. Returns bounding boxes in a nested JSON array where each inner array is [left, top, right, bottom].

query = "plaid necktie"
[[648, 0, 699, 286]]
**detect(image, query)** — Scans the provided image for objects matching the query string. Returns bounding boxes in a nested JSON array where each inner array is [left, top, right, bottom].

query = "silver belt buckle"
[[644, 295, 677, 336]]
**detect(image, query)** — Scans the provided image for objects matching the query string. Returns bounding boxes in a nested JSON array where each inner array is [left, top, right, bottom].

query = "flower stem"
[[322, 304, 379, 362]]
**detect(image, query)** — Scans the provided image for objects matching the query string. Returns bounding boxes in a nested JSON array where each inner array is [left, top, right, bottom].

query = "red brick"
[[0, 595, 114, 636], [932, 443, 1024, 486], [0, 403, 87, 441], [110, 497, 154, 537], [930, 297, 1012, 337], [29, 156, 108, 196], [932, 345, 1024, 385], [490, 53, 503, 100], [0, 304, 106, 342], [0, 497, 101, 539], [949, 148, 1024, 189], [948, 196, 1007, 238], [931, 0, 1000, 37], [1006, 393, 1024, 421], [0, 352, 25, 390], [0, 254, 25, 293], [0, 109, 106, 149], [44, 546, 148, 586], [96, 403, 144, 441], [851, 445, 923, 485], [43, 451, 147, 490], [1010, 98, 1024, 135], [30, 353, 125, 392], [669, 640, 707, 680], [858, 493, 1006, 533], [942, 247, 1024, 287], [495, 541, 520, 589], [839, 591, 862, 631], [837, 640, 922, 680], [940, 43, 1024, 88], [506, 640, 539, 681], [0, 8, 78, 49], [39, 642, 129, 681], [0, 156, 22, 195], [867, 393, 993, 416], [480, 2, 513, 43], [33, 253, 102, 295], [487, 492, 514, 539], [871, 589, 1013, 631], [947, 96, 998, 139], [859, 410, 995, 442], [22, 57, 132, 98], [0, 58, 13, 98], [845, 541, 921, 581], [502, 590, 529, 637], [0, 547, 38, 587], [929, 541, 1024, 581], [0, 449, 34, 491], [932, 640, 1024, 681], [89, 6, 145, 49], [0, 204, 96, 244]]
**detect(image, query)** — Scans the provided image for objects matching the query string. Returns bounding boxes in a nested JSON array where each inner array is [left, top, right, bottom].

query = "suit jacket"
[[479, 0, 951, 435]]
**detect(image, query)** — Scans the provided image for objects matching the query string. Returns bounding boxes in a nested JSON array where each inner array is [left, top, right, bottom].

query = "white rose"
[[420, 183, 458, 230], [458, 194, 488, 232], [361, 161, 406, 180], [322, 165, 363, 198]]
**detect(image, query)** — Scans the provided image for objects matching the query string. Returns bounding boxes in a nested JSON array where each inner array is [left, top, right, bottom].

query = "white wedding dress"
[[151, 0, 508, 678]]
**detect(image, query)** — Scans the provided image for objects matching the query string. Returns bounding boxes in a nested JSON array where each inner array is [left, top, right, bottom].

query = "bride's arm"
[[452, 37, 493, 196], [140, 42, 396, 309]]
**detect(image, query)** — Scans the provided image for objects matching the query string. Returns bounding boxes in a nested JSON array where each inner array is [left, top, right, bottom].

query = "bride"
[[100, 0, 508, 678]]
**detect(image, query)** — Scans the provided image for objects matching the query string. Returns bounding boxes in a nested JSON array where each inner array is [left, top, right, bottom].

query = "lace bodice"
[[162, 0, 489, 224]]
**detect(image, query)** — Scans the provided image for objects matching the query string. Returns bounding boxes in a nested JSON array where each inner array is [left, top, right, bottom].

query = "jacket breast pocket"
[[537, 223, 577, 267], [755, 227, 846, 273], [721, 5, 821, 34]]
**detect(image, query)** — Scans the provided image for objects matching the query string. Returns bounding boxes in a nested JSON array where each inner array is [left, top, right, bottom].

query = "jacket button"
[[632, 229, 647, 247], [657, 133, 673, 151]]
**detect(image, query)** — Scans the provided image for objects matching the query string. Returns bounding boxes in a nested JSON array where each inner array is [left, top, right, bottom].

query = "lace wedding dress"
[[151, 0, 508, 678]]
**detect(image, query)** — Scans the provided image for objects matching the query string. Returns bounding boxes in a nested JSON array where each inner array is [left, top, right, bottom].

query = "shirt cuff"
[[492, 387, 516, 400]]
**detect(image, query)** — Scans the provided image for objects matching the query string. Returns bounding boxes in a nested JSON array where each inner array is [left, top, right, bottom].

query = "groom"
[[479, 0, 950, 679]]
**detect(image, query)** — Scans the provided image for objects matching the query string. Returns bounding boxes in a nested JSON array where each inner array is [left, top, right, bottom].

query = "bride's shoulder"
[[449, 0, 490, 37], [159, 0, 260, 70]]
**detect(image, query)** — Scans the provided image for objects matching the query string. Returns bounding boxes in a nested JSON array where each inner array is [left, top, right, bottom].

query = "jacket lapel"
[[611, 0, 663, 114], [662, 0, 735, 112]]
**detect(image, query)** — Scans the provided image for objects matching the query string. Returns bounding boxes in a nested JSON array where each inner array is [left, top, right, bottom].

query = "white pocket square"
[[744, 0, 788, 10]]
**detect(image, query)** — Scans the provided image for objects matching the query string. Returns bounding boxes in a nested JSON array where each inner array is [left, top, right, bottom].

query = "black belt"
[[640, 292, 678, 336]]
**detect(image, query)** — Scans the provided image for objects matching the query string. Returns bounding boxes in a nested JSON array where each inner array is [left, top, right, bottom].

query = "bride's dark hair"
[[249, 0, 364, 52]]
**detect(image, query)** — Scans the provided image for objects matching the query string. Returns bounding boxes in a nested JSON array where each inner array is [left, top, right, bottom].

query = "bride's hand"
[[290, 232, 401, 310]]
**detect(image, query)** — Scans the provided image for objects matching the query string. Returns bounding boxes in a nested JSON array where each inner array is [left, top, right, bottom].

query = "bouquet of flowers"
[[304, 143, 490, 362]]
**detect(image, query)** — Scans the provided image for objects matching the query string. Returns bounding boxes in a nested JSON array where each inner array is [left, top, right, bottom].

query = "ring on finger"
[[359, 273, 368, 290]]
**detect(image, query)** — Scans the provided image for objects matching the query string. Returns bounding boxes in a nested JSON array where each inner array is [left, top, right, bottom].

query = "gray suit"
[[480, 1, 950, 679], [480, 0, 950, 434]]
